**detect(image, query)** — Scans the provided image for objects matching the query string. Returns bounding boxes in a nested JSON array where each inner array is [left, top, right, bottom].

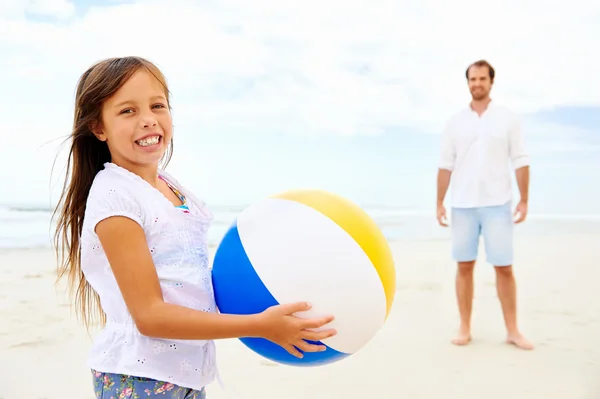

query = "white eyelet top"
[[80, 162, 219, 390]]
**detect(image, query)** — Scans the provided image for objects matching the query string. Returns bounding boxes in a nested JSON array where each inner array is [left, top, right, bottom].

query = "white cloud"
[[0, 0, 74, 20], [0, 0, 598, 206], [30, 0, 74, 19], [1, 0, 598, 139]]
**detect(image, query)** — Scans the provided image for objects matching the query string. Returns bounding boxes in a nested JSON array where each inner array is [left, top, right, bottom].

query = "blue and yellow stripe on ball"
[[212, 189, 396, 367], [270, 189, 396, 318]]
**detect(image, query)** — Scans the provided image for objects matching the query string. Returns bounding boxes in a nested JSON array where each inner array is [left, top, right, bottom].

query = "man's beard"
[[470, 89, 488, 100]]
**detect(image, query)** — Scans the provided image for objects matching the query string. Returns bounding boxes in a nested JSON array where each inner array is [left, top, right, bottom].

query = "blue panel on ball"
[[212, 221, 280, 315], [211, 222, 350, 366], [240, 337, 350, 367]]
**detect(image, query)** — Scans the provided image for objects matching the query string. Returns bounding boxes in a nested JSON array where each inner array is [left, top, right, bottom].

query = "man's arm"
[[508, 115, 530, 204], [437, 169, 452, 206], [437, 121, 455, 205], [436, 121, 455, 226], [515, 166, 529, 204]]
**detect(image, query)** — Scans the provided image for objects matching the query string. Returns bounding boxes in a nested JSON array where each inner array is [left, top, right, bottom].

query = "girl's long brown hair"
[[52, 56, 173, 330]]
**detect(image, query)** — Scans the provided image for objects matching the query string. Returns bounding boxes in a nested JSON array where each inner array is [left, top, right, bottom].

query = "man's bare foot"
[[451, 329, 471, 346], [507, 334, 534, 350]]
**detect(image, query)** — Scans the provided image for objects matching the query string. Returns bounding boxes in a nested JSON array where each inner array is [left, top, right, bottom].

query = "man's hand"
[[513, 200, 528, 224], [437, 203, 449, 227]]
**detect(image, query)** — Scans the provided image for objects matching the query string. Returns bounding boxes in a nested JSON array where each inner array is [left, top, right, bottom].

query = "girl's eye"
[[119, 104, 166, 115]]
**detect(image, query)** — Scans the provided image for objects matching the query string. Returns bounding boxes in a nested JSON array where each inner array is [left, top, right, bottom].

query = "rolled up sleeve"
[[509, 116, 530, 170], [439, 122, 455, 171]]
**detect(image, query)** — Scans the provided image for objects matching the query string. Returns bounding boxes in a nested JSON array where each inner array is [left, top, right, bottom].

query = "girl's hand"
[[257, 302, 337, 358]]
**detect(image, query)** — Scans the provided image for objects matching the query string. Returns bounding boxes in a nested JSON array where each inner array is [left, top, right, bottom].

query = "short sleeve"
[[85, 181, 144, 231]]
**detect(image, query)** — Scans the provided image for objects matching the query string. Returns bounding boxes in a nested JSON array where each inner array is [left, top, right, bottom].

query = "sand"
[[1, 230, 599, 398]]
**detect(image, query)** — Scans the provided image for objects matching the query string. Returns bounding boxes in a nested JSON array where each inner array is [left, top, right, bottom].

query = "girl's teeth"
[[137, 136, 160, 146]]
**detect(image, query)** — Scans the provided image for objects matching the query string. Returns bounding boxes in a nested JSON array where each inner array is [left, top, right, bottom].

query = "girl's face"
[[94, 69, 173, 174]]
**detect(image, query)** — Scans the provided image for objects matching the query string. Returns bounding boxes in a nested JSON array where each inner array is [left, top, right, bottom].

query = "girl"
[[52, 56, 337, 398]]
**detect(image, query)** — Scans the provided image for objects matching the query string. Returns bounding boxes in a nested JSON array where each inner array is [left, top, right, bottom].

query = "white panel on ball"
[[237, 197, 387, 354]]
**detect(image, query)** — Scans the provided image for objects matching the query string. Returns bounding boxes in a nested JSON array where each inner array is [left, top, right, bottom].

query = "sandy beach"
[[1, 228, 599, 399]]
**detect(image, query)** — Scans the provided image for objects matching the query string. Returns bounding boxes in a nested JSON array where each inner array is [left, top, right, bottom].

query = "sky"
[[0, 0, 598, 209]]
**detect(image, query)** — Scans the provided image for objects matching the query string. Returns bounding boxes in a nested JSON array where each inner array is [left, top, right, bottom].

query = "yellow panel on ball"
[[270, 189, 396, 318]]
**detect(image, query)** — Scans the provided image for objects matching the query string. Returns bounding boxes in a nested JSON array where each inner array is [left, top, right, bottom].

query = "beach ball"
[[211, 189, 396, 367]]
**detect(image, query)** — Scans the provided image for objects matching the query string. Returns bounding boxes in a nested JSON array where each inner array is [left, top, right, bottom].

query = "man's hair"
[[465, 59, 495, 82]]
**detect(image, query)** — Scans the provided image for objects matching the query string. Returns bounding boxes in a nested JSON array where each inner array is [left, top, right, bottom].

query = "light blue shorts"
[[450, 202, 514, 266]]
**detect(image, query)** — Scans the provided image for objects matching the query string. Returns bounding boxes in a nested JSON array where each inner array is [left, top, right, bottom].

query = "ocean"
[[0, 203, 448, 249], [2, 125, 600, 250], [2, 200, 600, 250]]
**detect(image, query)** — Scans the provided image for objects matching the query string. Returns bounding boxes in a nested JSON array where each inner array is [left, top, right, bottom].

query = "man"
[[436, 59, 534, 350]]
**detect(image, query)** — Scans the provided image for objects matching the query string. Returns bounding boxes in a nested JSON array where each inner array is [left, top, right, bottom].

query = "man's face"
[[467, 65, 492, 100]]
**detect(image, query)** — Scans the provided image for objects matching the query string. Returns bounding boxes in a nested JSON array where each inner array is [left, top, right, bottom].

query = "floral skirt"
[[92, 369, 206, 399]]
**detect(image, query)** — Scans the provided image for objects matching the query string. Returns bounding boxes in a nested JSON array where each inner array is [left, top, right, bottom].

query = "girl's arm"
[[95, 215, 336, 357]]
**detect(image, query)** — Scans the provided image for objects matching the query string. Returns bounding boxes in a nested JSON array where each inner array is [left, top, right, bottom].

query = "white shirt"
[[80, 162, 219, 390], [439, 101, 530, 208]]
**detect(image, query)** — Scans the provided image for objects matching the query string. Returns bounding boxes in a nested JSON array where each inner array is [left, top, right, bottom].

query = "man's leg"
[[481, 203, 534, 350], [450, 207, 480, 345], [454, 260, 475, 345]]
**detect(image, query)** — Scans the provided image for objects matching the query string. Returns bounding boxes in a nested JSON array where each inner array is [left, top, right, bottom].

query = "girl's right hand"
[[257, 302, 337, 358]]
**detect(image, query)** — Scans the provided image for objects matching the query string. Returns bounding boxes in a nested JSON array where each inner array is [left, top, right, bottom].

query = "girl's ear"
[[89, 121, 107, 142]]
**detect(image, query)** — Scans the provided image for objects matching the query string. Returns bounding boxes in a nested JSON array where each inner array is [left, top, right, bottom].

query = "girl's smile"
[[135, 133, 163, 151]]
